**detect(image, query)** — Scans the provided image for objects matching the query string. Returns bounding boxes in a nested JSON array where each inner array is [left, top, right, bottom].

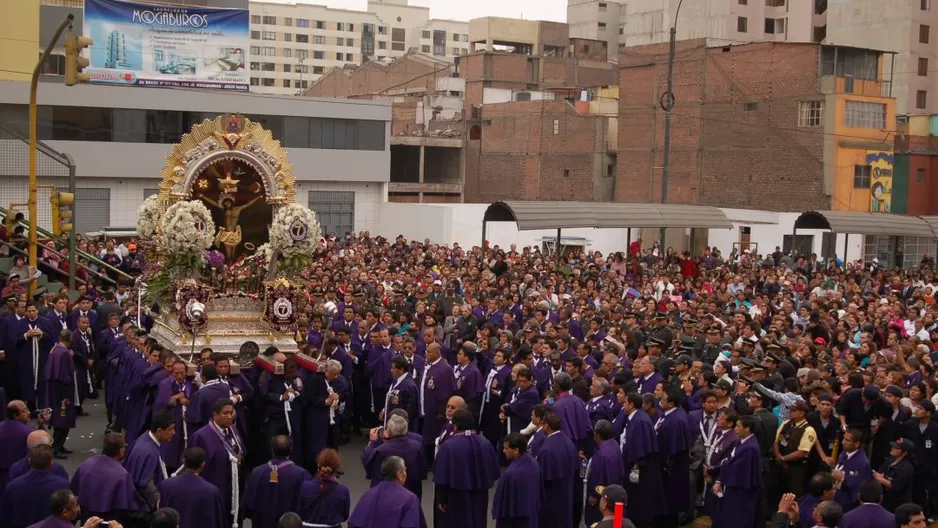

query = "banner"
[[83, 0, 249, 91], [867, 151, 894, 213]]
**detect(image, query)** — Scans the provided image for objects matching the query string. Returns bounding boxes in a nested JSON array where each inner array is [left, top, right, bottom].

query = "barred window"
[[798, 101, 823, 127], [844, 101, 886, 128]]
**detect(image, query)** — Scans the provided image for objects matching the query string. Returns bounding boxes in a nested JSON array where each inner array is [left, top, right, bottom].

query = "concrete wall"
[[1, 0, 39, 83]]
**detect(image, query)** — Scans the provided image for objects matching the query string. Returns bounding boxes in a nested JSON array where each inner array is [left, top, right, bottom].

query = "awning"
[[483, 201, 733, 230], [794, 211, 937, 238]]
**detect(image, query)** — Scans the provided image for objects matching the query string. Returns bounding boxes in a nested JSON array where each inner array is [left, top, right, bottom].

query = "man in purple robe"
[[348, 455, 426, 528], [43, 329, 75, 459], [419, 343, 456, 464], [70, 433, 145, 522], [0, 401, 37, 494], [619, 391, 665, 528], [242, 435, 312, 528], [550, 373, 593, 449], [123, 409, 174, 511], [501, 367, 539, 435], [159, 447, 227, 528], [123, 344, 165, 446], [584, 420, 624, 526], [493, 432, 541, 528], [17, 304, 55, 410], [215, 355, 253, 444], [832, 428, 873, 512], [383, 356, 418, 431], [839, 480, 895, 528], [362, 414, 426, 499], [536, 411, 579, 528], [656, 388, 693, 527], [0, 445, 70, 528], [454, 345, 485, 419], [25, 489, 83, 528], [7, 430, 68, 483], [711, 415, 763, 528], [300, 359, 335, 472], [187, 398, 245, 528], [433, 409, 500, 528], [154, 360, 197, 473], [186, 365, 232, 432]]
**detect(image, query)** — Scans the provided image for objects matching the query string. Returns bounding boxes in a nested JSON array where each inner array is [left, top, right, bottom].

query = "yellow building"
[[0, 0, 40, 82], [821, 47, 897, 212]]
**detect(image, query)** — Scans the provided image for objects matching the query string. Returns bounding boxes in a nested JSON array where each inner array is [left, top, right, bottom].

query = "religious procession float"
[[137, 113, 319, 365]]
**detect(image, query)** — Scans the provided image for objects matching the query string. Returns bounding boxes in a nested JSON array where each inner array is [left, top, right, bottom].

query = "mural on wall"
[[868, 151, 894, 213]]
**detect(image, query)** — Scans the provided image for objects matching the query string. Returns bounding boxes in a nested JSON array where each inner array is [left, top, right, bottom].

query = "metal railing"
[[0, 240, 88, 286]]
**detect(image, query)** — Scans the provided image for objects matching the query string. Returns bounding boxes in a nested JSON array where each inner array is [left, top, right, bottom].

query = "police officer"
[[648, 312, 674, 351], [590, 484, 637, 528], [774, 400, 817, 497]]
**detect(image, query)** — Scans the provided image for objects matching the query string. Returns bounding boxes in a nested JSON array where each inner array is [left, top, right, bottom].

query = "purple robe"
[[7, 456, 68, 483], [187, 422, 245, 527], [154, 377, 198, 470], [527, 429, 546, 458], [840, 503, 896, 528], [0, 419, 33, 494], [704, 429, 740, 524], [505, 386, 539, 434], [480, 365, 512, 448], [297, 477, 351, 527], [551, 392, 593, 445], [362, 436, 427, 499], [634, 372, 663, 395], [419, 359, 456, 444], [186, 380, 232, 431], [16, 317, 55, 408], [43, 343, 76, 430], [585, 395, 617, 425], [492, 453, 541, 528], [0, 468, 71, 528], [242, 458, 311, 528], [584, 439, 624, 526], [122, 433, 167, 498], [222, 374, 253, 442], [656, 407, 693, 515], [122, 362, 164, 446], [385, 375, 419, 432], [833, 449, 873, 512], [23, 517, 75, 528], [433, 432, 500, 528], [348, 481, 426, 528], [536, 431, 579, 528], [621, 410, 666, 522], [454, 362, 485, 418], [70, 455, 144, 521], [158, 471, 226, 528], [716, 435, 762, 528]]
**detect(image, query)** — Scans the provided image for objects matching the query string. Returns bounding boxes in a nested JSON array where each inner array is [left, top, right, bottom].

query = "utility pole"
[[659, 0, 684, 248]]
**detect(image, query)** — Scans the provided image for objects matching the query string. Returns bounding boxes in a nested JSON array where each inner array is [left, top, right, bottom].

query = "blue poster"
[[83, 0, 249, 91]]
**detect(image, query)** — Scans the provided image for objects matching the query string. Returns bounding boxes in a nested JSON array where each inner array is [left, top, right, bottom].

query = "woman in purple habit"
[[584, 420, 625, 526], [433, 409, 500, 528], [297, 448, 351, 528]]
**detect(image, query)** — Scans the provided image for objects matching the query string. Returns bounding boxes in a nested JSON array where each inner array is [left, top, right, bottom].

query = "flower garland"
[[161, 200, 216, 255], [137, 194, 163, 239], [268, 204, 320, 273]]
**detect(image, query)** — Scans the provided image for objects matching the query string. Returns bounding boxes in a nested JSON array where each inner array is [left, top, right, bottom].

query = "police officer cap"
[[917, 400, 936, 414], [707, 326, 722, 334], [654, 311, 669, 320], [788, 400, 811, 413], [682, 318, 698, 327], [648, 336, 666, 347], [884, 385, 904, 398]]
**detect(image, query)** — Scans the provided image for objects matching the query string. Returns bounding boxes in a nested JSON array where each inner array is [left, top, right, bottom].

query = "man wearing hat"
[[836, 383, 891, 443], [621, 313, 644, 357], [700, 326, 723, 365], [903, 399, 938, 519], [590, 484, 636, 528], [648, 312, 673, 351], [773, 400, 817, 497], [874, 438, 915, 512], [871, 385, 909, 469]]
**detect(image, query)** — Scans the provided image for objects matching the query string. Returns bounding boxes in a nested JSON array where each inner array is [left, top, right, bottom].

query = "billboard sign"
[[83, 0, 249, 91], [867, 151, 894, 213]]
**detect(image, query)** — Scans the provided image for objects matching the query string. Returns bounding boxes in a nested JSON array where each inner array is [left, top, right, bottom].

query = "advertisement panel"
[[867, 151, 894, 213], [83, 0, 249, 91]]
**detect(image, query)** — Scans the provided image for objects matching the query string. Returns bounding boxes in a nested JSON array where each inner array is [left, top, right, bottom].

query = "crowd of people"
[[0, 231, 936, 528]]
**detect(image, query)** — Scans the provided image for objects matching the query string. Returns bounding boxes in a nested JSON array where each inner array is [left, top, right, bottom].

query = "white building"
[[248, 0, 469, 95], [0, 80, 391, 236]]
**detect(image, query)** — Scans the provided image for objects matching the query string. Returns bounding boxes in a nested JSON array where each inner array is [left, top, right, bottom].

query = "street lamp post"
[[659, 0, 684, 248]]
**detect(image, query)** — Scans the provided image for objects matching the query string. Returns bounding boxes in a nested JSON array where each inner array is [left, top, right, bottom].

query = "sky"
[[277, 0, 569, 23]]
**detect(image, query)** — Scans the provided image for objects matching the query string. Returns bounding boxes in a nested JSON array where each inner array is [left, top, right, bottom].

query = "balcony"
[[820, 76, 892, 98]]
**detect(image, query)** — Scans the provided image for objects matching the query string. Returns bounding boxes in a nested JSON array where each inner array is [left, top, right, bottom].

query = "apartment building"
[[567, 0, 627, 62], [248, 0, 469, 96]]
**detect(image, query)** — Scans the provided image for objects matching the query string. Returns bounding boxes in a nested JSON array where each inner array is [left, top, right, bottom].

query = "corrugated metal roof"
[[917, 216, 938, 237], [795, 211, 936, 238], [484, 202, 733, 230]]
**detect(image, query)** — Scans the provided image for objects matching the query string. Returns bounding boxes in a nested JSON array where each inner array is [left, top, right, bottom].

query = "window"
[[379, 26, 388, 35], [284, 33, 292, 42], [378, 41, 387, 49], [283, 79, 291, 88], [262, 31, 276, 40], [250, 46, 261, 55], [250, 77, 259, 86], [346, 53, 354, 61], [422, 30, 431, 39], [921, 24, 930, 43], [738, 17, 748, 32], [250, 62, 260, 70], [853, 164, 871, 188], [844, 101, 886, 128], [744, 102, 758, 111], [313, 66, 324, 74], [297, 34, 310, 43], [261, 62, 275, 71], [392, 28, 406, 42], [316, 21, 326, 29], [917, 168, 927, 183], [283, 63, 291, 71], [598, 22, 607, 31], [251, 30, 260, 39], [337, 22, 344, 31], [336, 52, 344, 60], [300, 80, 308, 89], [262, 15, 276, 25], [766, 0, 785, 6], [461, 48, 468, 55], [348, 24, 354, 32], [765, 18, 785, 34], [251, 15, 260, 24], [337, 38, 344, 46], [296, 19, 309, 28], [295, 64, 308, 73], [917, 90, 928, 108], [552, 119, 560, 135], [452, 33, 459, 41], [285, 17, 293, 26], [739, 0, 747, 3], [296, 49, 308, 60], [283, 49, 292, 58], [452, 48, 460, 56], [798, 101, 823, 126], [422, 45, 430, 53], [923, 0, 932, 10], [391, 42, 405, 51], [308, 191, 355, 236], [312, 35, 325, 44], [599, 2, 607, 11], [919, 57, 929, 76], [313, 51, 324, 59], [262, 47, 276, 56], [462, 34, 469, 42], [619, 24, 625, 35], [346, 39, 354, 47], [262, 78, 275, 87]]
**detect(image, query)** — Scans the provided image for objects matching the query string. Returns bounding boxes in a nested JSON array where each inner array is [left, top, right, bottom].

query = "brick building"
[[617, 39, 896, 213], [894, 115, 938, 215]]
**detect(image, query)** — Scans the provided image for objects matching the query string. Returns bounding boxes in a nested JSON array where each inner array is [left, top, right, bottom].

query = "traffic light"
[[50, 190, 74, 236], [64, 32, 93, 86]]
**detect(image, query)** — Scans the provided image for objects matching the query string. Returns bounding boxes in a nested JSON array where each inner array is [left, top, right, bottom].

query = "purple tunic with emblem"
[[419, 359, 456, 445], [187, 422, 245, 527], [43, 343, 76, 430], [154, 376, 198, 470], [454, 362, 485, 418], [348, 481, 426, 528], [158, 471, 227, 528], [362, 435, 427, 499], [505, 386, 539, 435], [242, 457, 312, 528], [433, 432, 500, 528], [480, 365, 512, 448], [123, 433, 167, 496], [621, 410, 666, 523], [833, 449, 873, 512], [492, 453, 541, 528]]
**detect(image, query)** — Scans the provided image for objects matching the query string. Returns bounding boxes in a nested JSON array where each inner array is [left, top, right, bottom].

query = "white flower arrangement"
[[137, 195, 163, 239], [161, 200, 216, 255], [269, 203, 321, 259], [255, 242, 274, 263]]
